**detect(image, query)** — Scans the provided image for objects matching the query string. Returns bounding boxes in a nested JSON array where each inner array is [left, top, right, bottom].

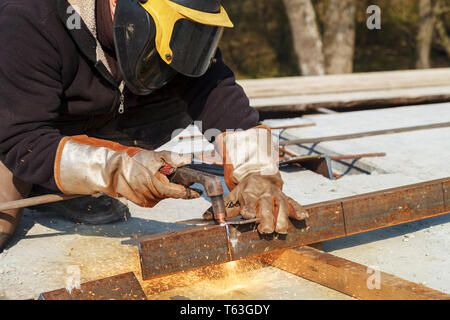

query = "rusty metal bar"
[[330, 153, 386, 161], [444, 180, 449, 212], [279, 147, 298, 158], [260, 247, 450, 300], [136, 178, 450, 280], [279, 148, 386, 162], [280, 122, 450, 146], [38, 272, 146, 300], [137, 225, 229, 279], [269, 123, 316, 130]]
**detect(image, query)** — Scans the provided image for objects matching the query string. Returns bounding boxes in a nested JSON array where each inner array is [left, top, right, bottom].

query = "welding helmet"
[[113, 0, 233, 95]]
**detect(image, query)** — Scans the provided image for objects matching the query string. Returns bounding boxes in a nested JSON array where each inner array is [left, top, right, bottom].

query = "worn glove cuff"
[[54, 135, 143, 195], [218, 126, 279, 190]]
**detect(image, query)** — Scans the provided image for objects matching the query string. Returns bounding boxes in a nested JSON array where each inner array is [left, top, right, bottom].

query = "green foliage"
[[220, 0, 299, 78], [220, 0, 450, 79]]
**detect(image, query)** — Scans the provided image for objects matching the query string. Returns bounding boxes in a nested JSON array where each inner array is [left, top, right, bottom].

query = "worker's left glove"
[[213, 126, 309, 234], [54, 135, 199, 208]]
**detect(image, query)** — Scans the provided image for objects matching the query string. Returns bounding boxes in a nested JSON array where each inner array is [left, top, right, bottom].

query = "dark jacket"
[[0, 0, 258, 191]]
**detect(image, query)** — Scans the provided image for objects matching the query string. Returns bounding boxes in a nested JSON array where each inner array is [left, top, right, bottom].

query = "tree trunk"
[[323, 0, 356, 74], [434, 0, 450, 59], [416, 0, 438, 69], [436, 18, 450, 58], [282, 0, 325, 76]]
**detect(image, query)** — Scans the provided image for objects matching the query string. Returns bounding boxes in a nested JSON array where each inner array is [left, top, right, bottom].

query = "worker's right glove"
[[207, 126, 309, 234], [54, 135, 200, 208]]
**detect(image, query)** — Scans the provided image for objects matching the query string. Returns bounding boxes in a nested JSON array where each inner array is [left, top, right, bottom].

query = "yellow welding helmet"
[[113, 0, 233, 95]]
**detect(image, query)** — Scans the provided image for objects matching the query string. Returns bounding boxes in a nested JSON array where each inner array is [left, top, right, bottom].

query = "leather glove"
[[214, 126, 308, 234], [54, 135, 199, 208]]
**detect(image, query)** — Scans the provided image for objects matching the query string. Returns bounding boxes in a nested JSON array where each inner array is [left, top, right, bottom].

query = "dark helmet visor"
[[113, 0, 177, 95], [168, 19, 223, 77]]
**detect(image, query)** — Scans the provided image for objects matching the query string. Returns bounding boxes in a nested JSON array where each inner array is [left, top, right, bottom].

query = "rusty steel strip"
[[329, 153, 387, 161], [260, 247, 450, 300], [343, 181, 446, 235], [269, 123, 316, 130], [136, 178, 450, 280], [444, 180, 450, 212], [39, 272, 146, 300], [279, 148, 386, 162], [137, 226, 230, 279]]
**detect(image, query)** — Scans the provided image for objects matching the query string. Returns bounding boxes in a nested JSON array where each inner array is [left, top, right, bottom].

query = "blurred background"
[[219, 0, 450, 79]]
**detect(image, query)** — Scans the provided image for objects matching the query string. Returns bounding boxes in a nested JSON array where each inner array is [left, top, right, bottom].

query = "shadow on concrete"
[[5, 208, 191, 251]]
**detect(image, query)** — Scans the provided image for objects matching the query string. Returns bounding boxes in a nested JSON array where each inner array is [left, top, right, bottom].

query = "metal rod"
[[269, 123, 316, 130], [0, 193, 100, 212], [330, 152, 386, 161], [280, 122, 450, 146], [279, 147, 298, 158], [279, 148, 386, 162]]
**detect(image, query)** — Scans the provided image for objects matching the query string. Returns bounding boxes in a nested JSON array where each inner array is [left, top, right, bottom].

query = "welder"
[[0, 0, 308, 252]]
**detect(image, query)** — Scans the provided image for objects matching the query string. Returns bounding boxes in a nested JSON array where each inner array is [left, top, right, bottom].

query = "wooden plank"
[[250, 86, 450, 112], [260, 247, 450, 300], [238, 68, 450, 98], [136, 178, 450, 280]]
